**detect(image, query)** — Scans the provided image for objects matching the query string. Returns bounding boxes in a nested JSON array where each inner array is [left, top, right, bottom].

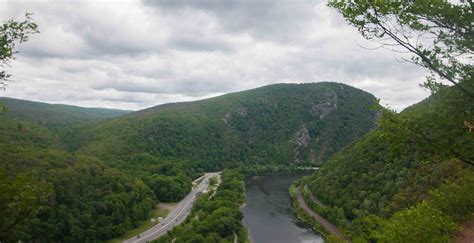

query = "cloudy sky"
[[1, 0, 429, 111]]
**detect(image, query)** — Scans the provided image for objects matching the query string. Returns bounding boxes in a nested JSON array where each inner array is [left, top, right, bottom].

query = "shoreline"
[[289, 183, 350, 242]]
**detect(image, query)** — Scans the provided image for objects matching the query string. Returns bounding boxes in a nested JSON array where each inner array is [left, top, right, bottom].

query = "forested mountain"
[[1, 1, 471, 242], [0, 99, 155, 241], [0, 97, 130, 149], [302, 84, 474, 241], [0, 82, 379, 241], [0, 144, 155, 241], [0, 97, 129, 121], [78, 82, 379, 169]]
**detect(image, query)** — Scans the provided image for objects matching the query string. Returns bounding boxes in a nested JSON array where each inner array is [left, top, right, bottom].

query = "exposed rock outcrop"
[[311, 91, 338, 119], [294, 126, 310, 148], [293, 125, 310, 163]]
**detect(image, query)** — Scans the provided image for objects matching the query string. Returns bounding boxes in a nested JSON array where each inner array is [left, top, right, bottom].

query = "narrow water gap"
[[242, 173, 324, 243]]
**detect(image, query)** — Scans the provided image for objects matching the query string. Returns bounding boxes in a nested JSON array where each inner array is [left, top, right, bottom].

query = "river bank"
[[242, 173, 323, 243]]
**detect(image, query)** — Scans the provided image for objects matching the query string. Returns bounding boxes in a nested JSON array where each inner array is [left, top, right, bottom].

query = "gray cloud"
[[1, 0, 429, 111], [143, 0, 319, 44]]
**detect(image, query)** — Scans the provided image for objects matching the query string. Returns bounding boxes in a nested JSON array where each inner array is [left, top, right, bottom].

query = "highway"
[[123, 172, 220, 243]]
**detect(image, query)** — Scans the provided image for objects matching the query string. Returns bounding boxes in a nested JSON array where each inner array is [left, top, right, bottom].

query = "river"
[[242, 173, 324, 243]]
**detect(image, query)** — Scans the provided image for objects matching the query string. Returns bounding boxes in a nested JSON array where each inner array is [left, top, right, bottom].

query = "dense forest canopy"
[[0, 82, 380, 241], [0, 145, 155, 241], [1, 1, 472, 242], [303, 84, 473, 242], [293, 1, 474, 242], [78, 82, 379, 168]]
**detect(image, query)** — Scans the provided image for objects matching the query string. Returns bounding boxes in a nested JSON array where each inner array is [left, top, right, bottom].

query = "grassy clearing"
[[108, 204, 171, 243]]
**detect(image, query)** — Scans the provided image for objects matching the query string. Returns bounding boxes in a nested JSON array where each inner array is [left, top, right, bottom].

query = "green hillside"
[[0, 144, 155, 242], [0, 82, 380, 242], [0, 97, 130, 149], [0, 98, 175, 241], [300, 85, 474, 241], [0, 97, 130, 127], [0, 112, 61, 149], [79, 82, 379, 169]]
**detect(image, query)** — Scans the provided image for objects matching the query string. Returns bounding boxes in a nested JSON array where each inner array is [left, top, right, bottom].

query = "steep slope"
[[0, 97, 130, 148], [0, 99, 155, 242], [302, 85, 474, 241], [0, 82, 379, 242], [0, 111, 61, 148], [79, 82, 379, 169], [0, 144, 155, 242]]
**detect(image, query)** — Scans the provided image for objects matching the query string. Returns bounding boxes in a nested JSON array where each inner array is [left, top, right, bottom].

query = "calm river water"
[[242, 173, 324, 243]]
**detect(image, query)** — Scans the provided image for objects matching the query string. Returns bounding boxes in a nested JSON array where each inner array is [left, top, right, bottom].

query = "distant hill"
[[0, 97, 130, 149], [0, 97, 130, 127], [78, 82, 380, 169]]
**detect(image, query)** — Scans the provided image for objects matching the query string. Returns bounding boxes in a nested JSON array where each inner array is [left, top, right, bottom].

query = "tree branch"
[[368, 0, 474, 100]]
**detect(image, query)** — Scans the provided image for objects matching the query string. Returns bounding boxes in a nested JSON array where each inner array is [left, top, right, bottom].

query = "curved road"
[[124, 172, 220, 243]]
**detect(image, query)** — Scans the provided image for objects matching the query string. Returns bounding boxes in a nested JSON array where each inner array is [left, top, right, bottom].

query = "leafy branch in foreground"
[[1, 12, 39, 90], [329, 0, 474, 167], [329, 0, 473, 99]]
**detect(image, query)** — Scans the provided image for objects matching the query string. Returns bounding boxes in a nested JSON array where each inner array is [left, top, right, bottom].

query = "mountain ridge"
[[77, 82, 380, 168], [0, 81, 382, 242]]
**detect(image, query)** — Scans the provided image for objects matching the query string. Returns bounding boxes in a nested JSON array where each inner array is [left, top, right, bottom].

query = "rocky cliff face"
[[293, 125, 310, 163], [311, 91, 338, 119], [294, 91, 339, 163]]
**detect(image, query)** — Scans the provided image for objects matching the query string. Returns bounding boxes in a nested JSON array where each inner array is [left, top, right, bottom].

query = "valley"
[[1, 1, 472, 241], [1, 81, 472, 243], [0, 82, 379, 242]]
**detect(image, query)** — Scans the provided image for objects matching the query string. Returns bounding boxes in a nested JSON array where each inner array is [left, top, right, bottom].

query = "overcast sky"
[[1, 0, 430, 111]]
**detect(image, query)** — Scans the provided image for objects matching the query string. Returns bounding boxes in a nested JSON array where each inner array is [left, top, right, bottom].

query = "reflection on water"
[[242, 173, 324, 243]]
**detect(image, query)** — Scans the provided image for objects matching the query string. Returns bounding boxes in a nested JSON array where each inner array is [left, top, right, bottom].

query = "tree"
[[329, 1, 474, 166], [373, 201, 458, 242], [148, 175, 190, 202], [1, 13, 38, 90], [0, 169, 51, 240], [329, 1, 473, 99]]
